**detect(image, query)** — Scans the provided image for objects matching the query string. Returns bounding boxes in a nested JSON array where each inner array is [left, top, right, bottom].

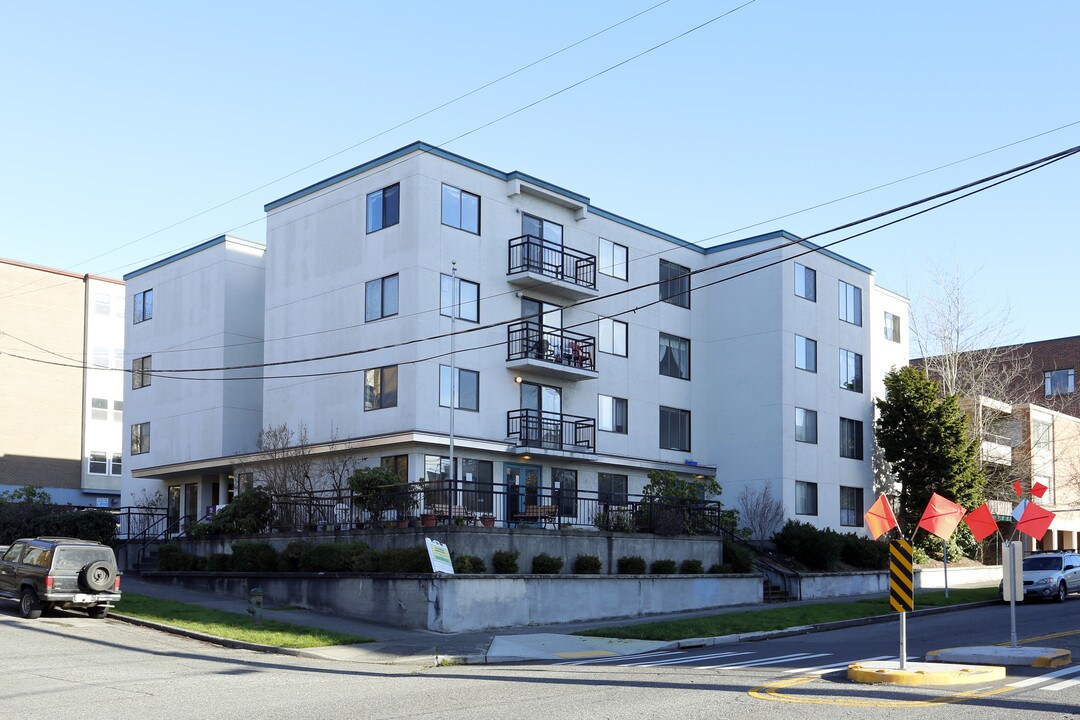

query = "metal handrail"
[[507, 234, 597, 289], [506, 320, 596, 371], [507, 408, 596, 452]]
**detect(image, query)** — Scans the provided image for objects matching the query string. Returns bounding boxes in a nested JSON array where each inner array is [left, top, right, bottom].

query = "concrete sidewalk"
[[117, 576, 1001, 666]]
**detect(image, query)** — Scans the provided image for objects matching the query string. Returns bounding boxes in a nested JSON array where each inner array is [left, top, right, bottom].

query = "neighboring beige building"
[[0, 258, 125, 506]]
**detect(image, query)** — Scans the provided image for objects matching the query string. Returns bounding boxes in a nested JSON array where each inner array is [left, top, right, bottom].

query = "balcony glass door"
[[521, 381, 562, 448], [521, 297, 562, 359], [522, 214, 563, 275]]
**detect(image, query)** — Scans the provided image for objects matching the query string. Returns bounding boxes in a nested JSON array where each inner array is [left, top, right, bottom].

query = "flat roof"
[[124, 234, 263, 281], [0, 257, 124, 285]]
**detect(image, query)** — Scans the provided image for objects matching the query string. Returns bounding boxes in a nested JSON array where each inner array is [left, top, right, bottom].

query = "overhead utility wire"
[[8, 143, 1075, 380]]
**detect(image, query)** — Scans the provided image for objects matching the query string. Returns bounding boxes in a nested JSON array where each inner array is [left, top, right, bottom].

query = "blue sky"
[[2, 1, 1077, 349]]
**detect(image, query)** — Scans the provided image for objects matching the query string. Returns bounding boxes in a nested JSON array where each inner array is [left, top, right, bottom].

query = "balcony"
[[505, 321, 599, 381], [981, 432, 1013, 466], [507, 235, 598, 299], [507, 409, 596, 455]]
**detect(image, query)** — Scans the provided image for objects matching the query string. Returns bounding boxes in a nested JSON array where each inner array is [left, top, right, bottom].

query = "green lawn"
[[574, 587, 999, 642], [114, 593, 373, 648]]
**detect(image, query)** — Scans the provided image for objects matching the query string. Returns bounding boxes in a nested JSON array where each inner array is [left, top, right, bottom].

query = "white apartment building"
[[121, 142, 909, 532]]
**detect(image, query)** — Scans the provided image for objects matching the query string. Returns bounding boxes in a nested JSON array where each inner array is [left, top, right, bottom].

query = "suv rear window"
[[22, 547, 52, 568], [53, 547, 115, 570], [1024, 556, 1063, 572]]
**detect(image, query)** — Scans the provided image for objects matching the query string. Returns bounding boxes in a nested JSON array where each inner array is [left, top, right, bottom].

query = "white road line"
[[704, 652, 830, 670], [782, 655, 893, 674], [1041, 677, 1080, 692], [624, 651, 752, 668], [1005, 664, 1080, 689], [555, 651, 684, 666]]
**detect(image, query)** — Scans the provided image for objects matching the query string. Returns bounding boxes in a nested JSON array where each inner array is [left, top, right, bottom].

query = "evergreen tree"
[[875, 366, 985, 539]]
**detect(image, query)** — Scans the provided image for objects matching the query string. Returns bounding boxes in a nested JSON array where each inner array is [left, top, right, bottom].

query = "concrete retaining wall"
[[798, 565, 1004, 599], [142, 572, 763, 632]]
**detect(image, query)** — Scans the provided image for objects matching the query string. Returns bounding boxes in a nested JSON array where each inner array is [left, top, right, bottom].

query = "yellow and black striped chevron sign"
[[889, 539, 915, 612]]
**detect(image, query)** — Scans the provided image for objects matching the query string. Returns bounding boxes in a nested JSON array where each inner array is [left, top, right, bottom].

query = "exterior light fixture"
[[515, 376, 523, 383]]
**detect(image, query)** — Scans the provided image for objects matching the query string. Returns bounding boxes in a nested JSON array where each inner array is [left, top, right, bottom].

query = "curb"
[[110, 612, 307, 658], [847, 661, 1006, 686], [926, 646, 1072, 668]]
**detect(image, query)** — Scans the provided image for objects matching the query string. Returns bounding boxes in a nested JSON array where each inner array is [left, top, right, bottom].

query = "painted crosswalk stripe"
[[782, 655, 893, 674], [624, 651, 752, 667], [1042, 677, 1080, 692], [1004, 664, 1080, 690], [703, 652, 829, 670], [555, 651, 684, 666]]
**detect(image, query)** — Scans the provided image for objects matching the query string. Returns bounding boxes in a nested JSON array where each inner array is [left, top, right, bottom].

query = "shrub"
[[840, 533, 890, 569], [573, 554, 602, 574], [200, 488, 272, 536], [724, 543, 754, 573], [302, 542, 372, 572], [205, 554, 233, 572], [708, 563, 732, 574], [679, 559, 704, 574], [651, 559, 677, 574], [453, 554, 486, 574], [912, 545, 931, 565], [593, 509, 634, 532], [376, 546, 431, 573], [349, 466, 413, 523], [492, 550, 520, 574], [617, 556, 647, 574], [531, 553, 564, 574], [230, 541, 279, 572], [772, 520, 842, 571], [279, 541, 308, 572], [31, 509, 117, 545], [157, 543, 199, 571]]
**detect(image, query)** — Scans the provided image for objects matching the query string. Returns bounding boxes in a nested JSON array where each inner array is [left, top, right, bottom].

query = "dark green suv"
[[0, 537, 121, 619]]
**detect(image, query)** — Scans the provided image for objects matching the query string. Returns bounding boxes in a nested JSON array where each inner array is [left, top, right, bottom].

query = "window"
[[795, 263, 816, 301], [366, 183, 399, 233], [1044, 369, 1075, 396], [441, 184, 480, 234], [440, 274, 479, 322], [92, 345, 109, 369], [380, 455, 409, 483], [461, 458, 494, 514], [110, 453, 122, 476], [131, 422, 150, 455], [93, 292, 111, 315], [795, 481, 818, 516], [795, 335, 817, 372], [599, 239, 628, 280], [91, 398, 108, 421], [1033, 419, 1053, 454], [839, 349, 863, 393], [554, 468, 577, 517], [133, 289, 153, 324], [795, 407, 817, 444], [439, 365, 479, 411], [659, 406, 691, 451], [598, 318, 628, 356], [88, 451, 107, 474], [113, 400, 123, 423], [365, 274, 399, 321], [840, 486, 864, 527], [839, 280, 862, 326], [132, 355, 152, 389], [598, 395, 628, 434], [659, 332, 690, 379], [424, 455, 451, 506], [598, 473, 628, 505], [364, 366, 398, 410], [840, 417, 864, 460], [884, 312, 901, 342], [659, 259, 690, 308]]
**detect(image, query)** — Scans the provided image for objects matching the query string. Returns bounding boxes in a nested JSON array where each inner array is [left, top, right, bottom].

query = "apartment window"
[[884, 312, 901, 343], [1033, 419, 1053, 454], [366, 183, 400, 233], [113, 348, 124, 369], [440, 274, 479, 322], [598, 318, 628, 356], [598, 473, 628, 505], [839, 349, 864, 393], [795, 263, 816, 301], [460, 458, 494, 514], [659, 259, 690, 308], [424, 455, 452, 506], [839, 280, 862, 326], [599, 238, 628, 280], [380, 455, 409, 483], [840, 486, 864, 527], [132, 355, 152, 389], [92, 345, 109, 369], [91, 398, 108, 421], [364, 366, 398, 410], [1044, 369, 1075, 396], [659, 406, 691, 452], [795, 481, 818, 516], [110, 453, 122, 476], [840, 417, 864, 460], [795, 335, 817, 372], [659, 332, 690, 379], [598, 395, 628, 434], [365, 274, 399, 321], [93, 292, 111, 316], [439, 365, 479, 411], [88, 451, 107, 474], [133, 289, 153, 324], [554, 468, 578, 517], [112, 400, 123, 422], [130, 422, 150, 455], [441, 184, 480, 234], [795, 407, 818, 444]]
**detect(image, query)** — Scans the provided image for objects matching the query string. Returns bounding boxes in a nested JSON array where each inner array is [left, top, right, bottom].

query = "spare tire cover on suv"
[[79, 561, 115, 593]]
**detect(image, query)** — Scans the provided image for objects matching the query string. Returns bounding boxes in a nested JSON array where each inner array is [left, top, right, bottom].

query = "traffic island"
[[847, 660, 1006, 686], [926, 646, 1071, 667]]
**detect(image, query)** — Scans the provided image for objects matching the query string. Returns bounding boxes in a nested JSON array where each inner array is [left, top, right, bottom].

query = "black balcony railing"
[[508, 235, 597, 290], [507, 320, 596, 371], [507, 408, 595, 453]]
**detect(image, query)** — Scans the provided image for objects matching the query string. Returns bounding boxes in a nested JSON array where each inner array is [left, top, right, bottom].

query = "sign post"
[[1002, 540, 1023, 648], [889, 539, 915, 669]]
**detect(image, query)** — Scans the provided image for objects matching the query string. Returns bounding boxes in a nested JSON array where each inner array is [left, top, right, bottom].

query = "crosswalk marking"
[[623, 651, 751, 667], [1042, 677, 1080, 692], [703, 652, 830, 670], [555, 651, 682, 666], [1005, 664, 1080, 690], [781, 655, 893, 674]]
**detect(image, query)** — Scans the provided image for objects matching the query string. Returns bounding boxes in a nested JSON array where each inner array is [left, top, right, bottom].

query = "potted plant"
[[393, 481, 420, 528], [480, 514, 496, 528]]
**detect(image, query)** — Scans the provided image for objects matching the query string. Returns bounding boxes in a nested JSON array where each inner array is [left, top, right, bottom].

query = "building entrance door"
[[505, 463, 542, 526]]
